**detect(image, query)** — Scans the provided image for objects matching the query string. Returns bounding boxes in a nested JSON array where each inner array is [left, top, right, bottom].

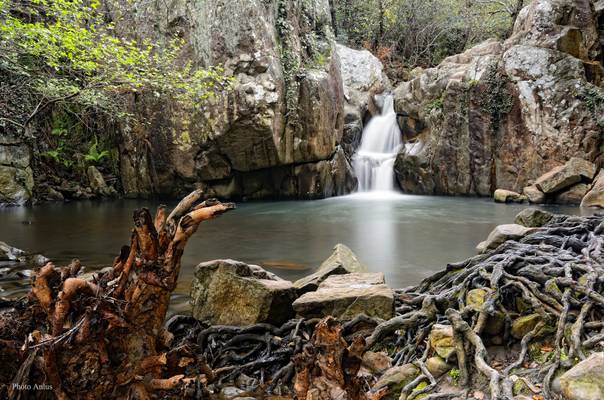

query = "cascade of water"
[[353, 94, 402, 192]]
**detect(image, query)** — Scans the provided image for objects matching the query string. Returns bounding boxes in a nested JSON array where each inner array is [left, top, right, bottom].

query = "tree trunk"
[[11, 191, 234, 399]]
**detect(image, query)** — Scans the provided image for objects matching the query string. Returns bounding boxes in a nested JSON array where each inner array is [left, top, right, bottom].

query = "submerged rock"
[[514, 208, 553, 228], [292, 272, 394, 320], [560, 352, 604, 400], [582, 170, 604, 208], [293, 243, 367, 295], [494, 189, 526, 203], [190, 260, 296, 326], [477, 224, 539, 253]]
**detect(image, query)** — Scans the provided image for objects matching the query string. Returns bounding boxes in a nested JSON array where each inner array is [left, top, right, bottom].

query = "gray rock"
[[560, 352, 604, 400], [292, 272, 394, 320], [294, 243, 367, 294], [0, 241, 25, 261], [523, 185, 546, 204], [190, 260, 297, 326], [477, 224, 539, 253], [535, 158, 597, 194], [371, 364, 419, 399], [87, 166, 112, 196], [426, 356, 452, 378], [514, 208, 554, 227]]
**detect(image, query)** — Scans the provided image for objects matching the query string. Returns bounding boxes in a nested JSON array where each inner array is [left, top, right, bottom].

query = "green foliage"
[[478, 64, 513, 131], [448, 368, 460, 385], [84, 140, 109, 164], [277, 0, 302, 126], [0, 0, 233, 128], [426, 97, 444, 113]]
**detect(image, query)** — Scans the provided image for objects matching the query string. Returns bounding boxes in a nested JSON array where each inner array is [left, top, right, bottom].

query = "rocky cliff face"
[[115, 0, 367, 201], [0, 133, 33, 205], [393, 0, 604, 196]]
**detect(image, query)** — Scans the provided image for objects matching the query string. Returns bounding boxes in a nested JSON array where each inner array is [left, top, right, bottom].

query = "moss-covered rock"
[[511, 313, 542, 339], [371, 364, 419, 399], [560, 352, 604, 400], [429, 324, 456, 360]]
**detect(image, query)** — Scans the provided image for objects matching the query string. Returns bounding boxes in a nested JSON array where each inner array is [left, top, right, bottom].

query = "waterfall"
[[353, 94, 402, 192]]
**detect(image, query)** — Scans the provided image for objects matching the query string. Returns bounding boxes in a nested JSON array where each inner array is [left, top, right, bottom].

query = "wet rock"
[[190, 260, 296, 326], [523, 185, 546, 204], [426, 356, 452, 378], [534, 158, 597, 194], [362, 351, 392, 374], [582, 170, 604, 208], [429, 324, 455, 360], [292, 272, 394, 320], [294, 243, 367, 295], [511, 313, 542, 339], [46, 187, 65, 202], [554, 183, 590, 205], [514, 208, 554, 227], [87, 166, 113, 197], [560, 352, 604, 400], [494, 189, 526, 203], [371, 364, 419, 399], [0, 241, 25, 261], [477, 224, 539, 253], [0, 165, 34, 206]]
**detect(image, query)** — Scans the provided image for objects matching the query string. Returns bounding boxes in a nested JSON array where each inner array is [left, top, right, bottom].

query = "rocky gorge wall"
[[393, 0, 604, 196], [112, 0, 389, 201]]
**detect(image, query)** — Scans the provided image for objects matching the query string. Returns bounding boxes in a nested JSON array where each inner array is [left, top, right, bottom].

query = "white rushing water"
[[353, 94, 402, 192]]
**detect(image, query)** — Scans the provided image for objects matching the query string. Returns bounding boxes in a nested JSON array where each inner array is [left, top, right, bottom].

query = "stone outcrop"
[[190, 259, 297, 326], [293, 243, 367, 295], [393, 0, 604, 196], [292, 272, 394, 320]]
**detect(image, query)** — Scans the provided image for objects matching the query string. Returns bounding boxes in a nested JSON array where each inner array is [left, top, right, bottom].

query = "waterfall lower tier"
[[353, 94, 402, 192]]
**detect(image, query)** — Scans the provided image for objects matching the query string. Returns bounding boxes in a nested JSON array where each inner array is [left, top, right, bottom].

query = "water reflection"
[[0, 196, 591, 311]]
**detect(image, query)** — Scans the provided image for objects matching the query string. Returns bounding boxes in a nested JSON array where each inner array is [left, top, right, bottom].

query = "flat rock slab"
[[535, 157, 597, 194], [294, 243, 367, 295], [190, 259, 296, 326], [292, 272, 394, 320]]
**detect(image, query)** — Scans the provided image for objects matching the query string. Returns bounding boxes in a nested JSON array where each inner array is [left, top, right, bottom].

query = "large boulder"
[[477, 224, 539, 253], [393, 0, 604, 196], [582, 170, 604, 208], [190, 259, 297, 326], [560, 352, 604, 400], [534, 158, 597, 194], [294, 243, 367, 294], [292, 272, 394, 320], [494, 189, 526, 203]]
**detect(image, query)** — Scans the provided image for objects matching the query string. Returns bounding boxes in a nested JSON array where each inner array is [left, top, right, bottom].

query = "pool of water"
[[0, 193, 590, 312]]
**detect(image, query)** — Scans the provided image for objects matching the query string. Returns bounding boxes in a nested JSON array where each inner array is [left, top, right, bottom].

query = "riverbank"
[[1, 197, 604, 399]]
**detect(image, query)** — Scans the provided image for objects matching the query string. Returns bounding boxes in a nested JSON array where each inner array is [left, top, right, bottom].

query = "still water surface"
[[0, 193, 588, 312]]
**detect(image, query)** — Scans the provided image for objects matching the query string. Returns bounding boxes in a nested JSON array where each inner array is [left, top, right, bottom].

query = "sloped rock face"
[[111, 0, 363, 200], [393, 0, 604, 196], [0, 133, 33, 205]]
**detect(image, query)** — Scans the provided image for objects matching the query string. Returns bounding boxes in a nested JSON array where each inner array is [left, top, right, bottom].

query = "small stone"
[[466, 288, 489, 310], [371, 364, 419, 397], [477, 224, 540, 253], [511, 314, 542, 339], [494, 189, 526, 203], [362, 351, 392, 374], [429, 324, 456, 360], [514, 208, 554, 227], [426, 356, 452, 378]]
